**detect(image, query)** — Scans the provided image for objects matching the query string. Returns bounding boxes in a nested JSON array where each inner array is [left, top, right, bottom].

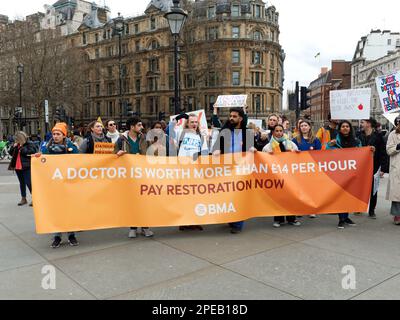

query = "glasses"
[[108, 123, 116, 127]]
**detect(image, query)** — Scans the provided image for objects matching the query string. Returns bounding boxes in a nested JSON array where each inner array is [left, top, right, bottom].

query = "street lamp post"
[[113, 13, 125, 128], [17, 64, 24, 131], [164, 0, 188, 115]]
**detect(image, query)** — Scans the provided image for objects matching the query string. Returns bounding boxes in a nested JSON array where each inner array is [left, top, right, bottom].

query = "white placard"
[[330, 88, 371, 120], [375, 72, 400, 114], [383, 112, 400, 125], [247, 119, 263, 129], [214, 95, 248, 108]]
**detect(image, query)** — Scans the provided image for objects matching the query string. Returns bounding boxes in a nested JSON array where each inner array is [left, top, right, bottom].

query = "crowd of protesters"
[[7, 106, 400, 248]]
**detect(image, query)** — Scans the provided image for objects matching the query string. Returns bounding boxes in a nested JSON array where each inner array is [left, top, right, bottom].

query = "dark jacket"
[[212, 116, 251, 154], [79, 133, 111, 154], [114, 131, 148, 155], [42, 139, 79, 155], [358, 130, 388, 174], [9, 141, 37, 170]]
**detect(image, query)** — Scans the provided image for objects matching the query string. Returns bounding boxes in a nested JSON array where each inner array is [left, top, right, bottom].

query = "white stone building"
[[352, 30, 400, 126]]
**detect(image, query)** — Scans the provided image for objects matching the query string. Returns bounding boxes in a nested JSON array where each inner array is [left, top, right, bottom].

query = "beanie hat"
[[52, 122, 68, 136]]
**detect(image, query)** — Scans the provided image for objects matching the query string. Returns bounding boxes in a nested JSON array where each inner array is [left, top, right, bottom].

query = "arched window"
[[148, 39, 160, 50], [253, 30, 262, 40]]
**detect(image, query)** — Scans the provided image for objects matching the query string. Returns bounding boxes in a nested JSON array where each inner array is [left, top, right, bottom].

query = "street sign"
[[45, 100, 49, 123]]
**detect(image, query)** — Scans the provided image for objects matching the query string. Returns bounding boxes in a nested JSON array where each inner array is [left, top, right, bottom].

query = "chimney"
[[320, 67, 328, 76]]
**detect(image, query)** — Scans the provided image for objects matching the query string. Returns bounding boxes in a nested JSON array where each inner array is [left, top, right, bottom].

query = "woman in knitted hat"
[[37, 122, 79, 248]]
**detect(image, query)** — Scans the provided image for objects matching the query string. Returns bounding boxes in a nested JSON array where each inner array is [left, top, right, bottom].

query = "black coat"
[[9, 141, 38, 170], [358, 131, 388, 174]]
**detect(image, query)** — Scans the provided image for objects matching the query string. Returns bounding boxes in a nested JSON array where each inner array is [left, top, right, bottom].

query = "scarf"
[[270, 136, 294, 153]]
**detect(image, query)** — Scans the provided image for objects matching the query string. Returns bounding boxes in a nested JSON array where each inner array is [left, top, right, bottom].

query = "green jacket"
[[114, 131, 148, 155]]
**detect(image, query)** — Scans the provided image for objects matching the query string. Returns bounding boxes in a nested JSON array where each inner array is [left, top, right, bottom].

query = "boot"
[[18, 197, 27, 206]]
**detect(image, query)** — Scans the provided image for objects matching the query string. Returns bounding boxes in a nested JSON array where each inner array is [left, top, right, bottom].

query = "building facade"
[[307, 61, 351, 128], [0, 0, 284, 137], [351, 30, 400, 126]]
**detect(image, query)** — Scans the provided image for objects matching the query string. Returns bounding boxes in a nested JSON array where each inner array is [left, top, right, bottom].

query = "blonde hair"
[[15, 131, 28, 145], [185, 114, 201, 135]]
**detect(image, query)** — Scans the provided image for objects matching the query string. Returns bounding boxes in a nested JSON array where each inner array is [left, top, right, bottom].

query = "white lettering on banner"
[[195, 203, 236, 217], [52, 168, 63, 180], [318, 160, 357, 172]]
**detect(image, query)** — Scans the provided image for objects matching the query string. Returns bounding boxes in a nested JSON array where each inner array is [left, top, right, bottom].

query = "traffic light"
[[300, 87, 311, 110], [288, 93, 297, 111], [158, 111, 166, 121]]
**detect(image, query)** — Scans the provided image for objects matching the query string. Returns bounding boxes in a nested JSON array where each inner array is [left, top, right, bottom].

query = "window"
[[108, 101, 114, 116], [95, 69, 100, 80], [209, 95, 216, 110], [187, 97, 194, 111], [231, 5, 240, 17], [169, 75, 174, 90], [148, 78, 158, 91], [96, 102, 101, 116], [254, 31, 262, 40], [208, 51, 216, 62], [121, 64, 128, 77], [253, 51, 262, 64], [125, 24, 129, 35], [96, 84, 100, 96], [252, 72, 263, 87], [82, 33, 87, 45], [107, 29, 111, 39], [135, 79, 141, 93], [107, 83, 115, 95], [95, 48, 100, 59], [232, 50, 240, 64], [136, 98, 141, 113], [95, 33, 99, 42], [169, 97, 175, 113], [122, 43, 128, 55], [134, 24, 139, 34], [254, 5, 261, 18], [107, 46, 113, 57], [135, 41, 140, 52], [150, 17, 156, 30], [150, 40, 159, 50], [107, 66, 113, 78], [207, 27, 219, 40], [208, 6, 216, 18], [207, 72, 216, 87], [232, 26, 240, 38], [185, 74, 194, 88], [135, 62, 140, 74], [148, 58, 159, 72], [232, 71, 240, 86], [388, 39, 392, 45], [168, 56, 174, 71], [270, 72, 275, 87]]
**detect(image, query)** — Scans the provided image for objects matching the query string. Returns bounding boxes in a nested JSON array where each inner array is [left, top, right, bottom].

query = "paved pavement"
[[0, 162, 399, 300]]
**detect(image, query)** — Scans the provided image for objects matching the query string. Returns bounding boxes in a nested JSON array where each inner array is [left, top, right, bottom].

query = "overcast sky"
[[2, 0, 398, 106]]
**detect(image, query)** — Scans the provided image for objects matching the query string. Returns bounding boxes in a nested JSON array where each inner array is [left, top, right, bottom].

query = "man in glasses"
[[105, 120, 121, 144]]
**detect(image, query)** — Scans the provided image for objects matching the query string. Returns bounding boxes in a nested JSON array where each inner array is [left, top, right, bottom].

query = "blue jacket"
[[292, 137, 322, 151]]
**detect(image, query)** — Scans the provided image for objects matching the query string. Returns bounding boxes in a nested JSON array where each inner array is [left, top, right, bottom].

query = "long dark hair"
[[338, 120, 358, 148]]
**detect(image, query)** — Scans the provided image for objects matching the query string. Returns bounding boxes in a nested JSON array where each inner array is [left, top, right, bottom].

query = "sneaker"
[[51, 236, 62, 248], [344, 218, 356, 227], [338, 221, 345, 229], [68, 235, 79, 246], [368, 213, 377, 220], [394, 217, 400, 226], [128, 229, 137, 238], [141, 229, 154, 238], [310, 215, 317, 219], [230, 227, 242, 234], [29, 202, 33, 207], [18, 198, 27, 206], [273, 222, 281, 228], [288, 220, 302, 226]]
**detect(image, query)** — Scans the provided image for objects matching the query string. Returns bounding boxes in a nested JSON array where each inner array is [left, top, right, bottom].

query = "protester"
[[282, 117, 293, 140], [38, 122, 79, 248], [8, 131, 37, 207], [105, 120, 121, 144], [358, 118, 387, 219], [147, 121, 167, 156], [263, 125, 301, 228], [292, 120, 322, 151], [72, 129, 84, 148], [175, 114, 209, 231], [326, 120, 361, 229], [386, 116, 400, 226], [79, 121, 111, 154], [213, 106, 252, 234], [316, 114, 339, 150], [114, 116, 154, 238], [292, 119, 322, 219]]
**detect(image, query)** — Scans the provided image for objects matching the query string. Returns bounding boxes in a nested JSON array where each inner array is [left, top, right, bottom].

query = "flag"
[[314, 52, 321, 59]]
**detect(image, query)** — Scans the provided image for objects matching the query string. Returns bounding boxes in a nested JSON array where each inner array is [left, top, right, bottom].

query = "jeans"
[[54, 232, 75, 239], [274, 216, 297, 223], [16, 169, 32, 198], [369, 177, 378, 214], [229, 221, 244, 230], [338, 213, 349, 221]]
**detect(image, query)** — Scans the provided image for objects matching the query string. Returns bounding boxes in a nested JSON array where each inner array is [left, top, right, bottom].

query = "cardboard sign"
[[375, 72, 400, 114], [214, 95, 248, 108], [330, 88, 371, 120], [94, 142, 115, 155], [248, 119, 263, 129]]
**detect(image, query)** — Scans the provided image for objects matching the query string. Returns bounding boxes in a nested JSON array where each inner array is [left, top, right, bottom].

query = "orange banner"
[[32, 148, 373, 234]]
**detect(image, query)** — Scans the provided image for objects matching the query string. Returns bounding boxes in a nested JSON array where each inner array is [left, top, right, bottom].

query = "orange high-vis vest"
[[316, 127, 331, 150]]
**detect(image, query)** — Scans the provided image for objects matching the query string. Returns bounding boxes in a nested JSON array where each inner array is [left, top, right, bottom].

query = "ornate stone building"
[[70, 0, 284, 126], [0, 0, 284, 137]]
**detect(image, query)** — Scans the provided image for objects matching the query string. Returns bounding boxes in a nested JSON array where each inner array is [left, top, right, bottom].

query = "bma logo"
[[195, 203, 236, 217]]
